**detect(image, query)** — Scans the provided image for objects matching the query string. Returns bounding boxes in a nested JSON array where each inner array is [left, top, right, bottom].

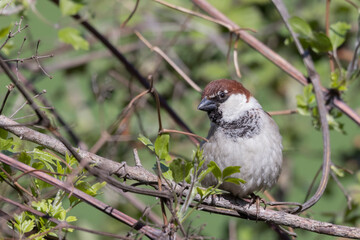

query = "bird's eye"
[[218, 91, 226, 99]]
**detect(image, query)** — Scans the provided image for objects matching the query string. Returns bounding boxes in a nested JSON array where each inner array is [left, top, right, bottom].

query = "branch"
[[190, 0, 360, 126], [1, 116, 360, 238], [0, 154, 164, 240], [272, 0, 331, 213]]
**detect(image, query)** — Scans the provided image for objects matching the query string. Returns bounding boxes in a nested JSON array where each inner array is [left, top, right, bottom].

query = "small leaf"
[[60, 0, 84, 16], [66, 216, 77, 223], [310, 32, 333, 52], [196, 187, 206, 198], [155, 134, 171, 161], [303, 84, 313, 101], [58, 27, 89, 50], [208, 161, 221, 180], [21, 220, 35, 233], [170, 158, 192, 183], [331, 165, 345, 177], [91, 181, 106, 193], [330, 22, 351, 50], [289, 16, 313, 37], [197, 164, 215, 182], [0, 24, 11, 39], [224, 177, 246, 185], [296, 95, 307, 107], [18, 152, 31, 165], [138, 134, 154, 151], [0, 128, 8, 139], [222, 166, 241, 179]]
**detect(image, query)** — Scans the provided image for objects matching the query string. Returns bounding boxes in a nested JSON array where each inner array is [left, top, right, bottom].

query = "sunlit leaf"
[[289, 16, 313, 37], [58, 27, 89, 50], [208, 161, 221, 180], [330, 22, 351, 49], [222, 166, 241, 179], [138, 134, 154, 151], [170, 158, 193, 183], [60, 0, 84, 16], [224, 177, 246, 185], [154, 134, 171, 161]]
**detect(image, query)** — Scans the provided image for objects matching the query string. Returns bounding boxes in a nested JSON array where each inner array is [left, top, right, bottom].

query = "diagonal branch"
[[190, 0, 360, 126], [0, 153, 164, 240]]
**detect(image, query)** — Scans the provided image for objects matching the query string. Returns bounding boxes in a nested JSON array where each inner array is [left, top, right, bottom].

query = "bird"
[[198, 79, 283, 198]]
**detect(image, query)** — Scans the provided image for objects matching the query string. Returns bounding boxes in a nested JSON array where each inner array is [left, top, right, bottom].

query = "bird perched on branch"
[[198, 79, 282, 197]]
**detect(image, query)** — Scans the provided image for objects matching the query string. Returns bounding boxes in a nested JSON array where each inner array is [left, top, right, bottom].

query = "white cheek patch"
[[219, 95, 261, 122]]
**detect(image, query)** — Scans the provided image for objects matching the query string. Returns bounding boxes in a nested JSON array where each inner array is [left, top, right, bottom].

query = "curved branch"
[[272, 0, 331, 213]]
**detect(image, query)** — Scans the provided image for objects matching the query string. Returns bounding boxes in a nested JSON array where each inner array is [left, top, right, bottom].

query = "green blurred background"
[[1, 0, 360, 239]]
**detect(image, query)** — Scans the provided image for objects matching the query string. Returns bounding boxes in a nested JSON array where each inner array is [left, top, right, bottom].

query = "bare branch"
[[135, 31, 202, 92]]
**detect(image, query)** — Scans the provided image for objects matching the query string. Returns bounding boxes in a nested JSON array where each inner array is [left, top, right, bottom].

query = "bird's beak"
[[197, 98, 217, 112]]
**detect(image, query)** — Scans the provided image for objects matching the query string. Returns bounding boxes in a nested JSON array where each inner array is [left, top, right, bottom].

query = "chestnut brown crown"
[[201, 79, 251, 101]]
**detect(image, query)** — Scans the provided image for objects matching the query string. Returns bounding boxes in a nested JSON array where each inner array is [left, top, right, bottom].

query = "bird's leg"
[[248, 193, 267, 219]]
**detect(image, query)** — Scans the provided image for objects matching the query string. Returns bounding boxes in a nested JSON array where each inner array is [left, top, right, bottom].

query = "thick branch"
[[0, 115, 157, 183], [1, 116, 360, 238]]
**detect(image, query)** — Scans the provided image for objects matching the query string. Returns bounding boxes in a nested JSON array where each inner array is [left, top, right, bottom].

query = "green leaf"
[[330, 22, 351, 50], [289, 16, 313, 37], [331, 165, 345, 177], [224, 177, 246, 185], [66, 216, 77, 223], [58, 27, 89, 50], [21, 220, 35, 233], [90, 181, 106, 193], [138, 134, 154, 151], [196, 187, 206, 198], [0, 24, 11, 39], [310, 32, 333, 52], [197, 164, 215, 182], [18, 152, 31, 165], [303, 84, 314, 101], [170, 158, 193, 183], [296, 95, 307, 107], [59, 0, 84, 16], [0, 138, 13, 151], [154, 134, 171, 161], [222, 166, 241, 179], [208, 161, 221, 180], [0, 128, 8, 139]]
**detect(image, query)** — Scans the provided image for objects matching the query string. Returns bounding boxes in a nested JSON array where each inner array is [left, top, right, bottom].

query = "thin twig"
[[135, 31, 202, 92], [121, 0, 140, 28], [330, 168, 352, 209], [233, 35, 242, 78], [33, 40, 53, 79], [268, 109, 298, 116], [159, 129, 208, 142], [0, 84, 15, 115]]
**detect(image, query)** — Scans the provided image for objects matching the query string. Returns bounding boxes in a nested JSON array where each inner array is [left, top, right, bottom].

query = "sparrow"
[[198, 79, 283, 197]]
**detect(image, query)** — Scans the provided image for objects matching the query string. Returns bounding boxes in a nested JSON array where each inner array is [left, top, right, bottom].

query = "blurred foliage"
[[0, 0, 360, 239]]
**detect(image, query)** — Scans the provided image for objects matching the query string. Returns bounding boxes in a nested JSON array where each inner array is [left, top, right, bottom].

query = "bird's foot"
[[247, 193, 266, 219]]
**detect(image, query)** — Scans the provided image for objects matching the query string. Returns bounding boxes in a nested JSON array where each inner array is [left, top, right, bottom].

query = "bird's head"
[[198, 79, 260, 124]]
